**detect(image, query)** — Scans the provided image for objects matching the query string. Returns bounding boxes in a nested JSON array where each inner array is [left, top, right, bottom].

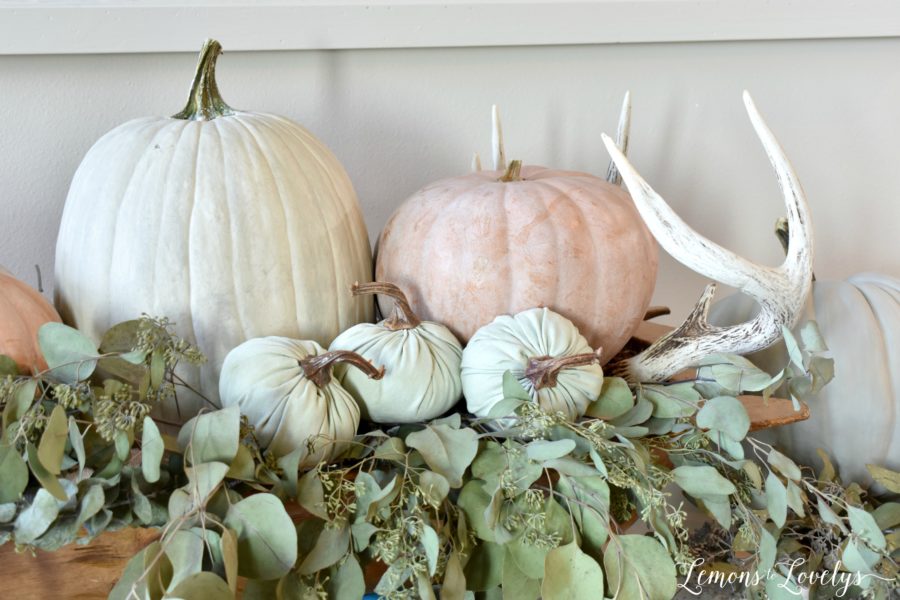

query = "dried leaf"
[[38, 322, 99, 383], [141, 416, 163, 483], [406, 424, 478, 487], [224, 493, 298, 580]]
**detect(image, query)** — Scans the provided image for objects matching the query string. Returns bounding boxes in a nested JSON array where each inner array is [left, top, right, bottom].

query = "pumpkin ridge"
[[226, 115, 303, 333], [107, 122, 177, 332], [262, 115, 367, 333]]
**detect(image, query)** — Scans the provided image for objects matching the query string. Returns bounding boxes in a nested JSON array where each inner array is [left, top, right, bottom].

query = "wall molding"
[[2, 1, 900, 55]]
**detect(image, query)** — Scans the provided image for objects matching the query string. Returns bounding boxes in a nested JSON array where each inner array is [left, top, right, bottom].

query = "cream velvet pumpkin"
[[710, 272, 900, 483], [376, 161, 658, 363], [54, 40, 373, 419], [462, 307, 605, 420], [329, 282, 463, 423], [219, 337, 382, 465], [0, 267, 61, 373]]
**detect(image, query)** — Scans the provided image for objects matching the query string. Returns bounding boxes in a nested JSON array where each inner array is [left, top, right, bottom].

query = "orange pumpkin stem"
[[499, 160, 523, 182], [525, 348, 602, 390], [299, 350, 384, 388], [352, 282, 421, 331]]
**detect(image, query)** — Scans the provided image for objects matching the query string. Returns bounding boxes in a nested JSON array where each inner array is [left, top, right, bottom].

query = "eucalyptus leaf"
[[419, 470, 450, 507], [164, 529, 205, 589], [0, 502, 16, 523], [867, 464, 900, 493], [503, 550, 541, 600], [757, 527, 777, 576], [37, 404, 68, 475], [785, 480, 805, 518], [75, 484, 105, 529], [463, 540, 504, 591], [0, 443, 28, 503], [3, 379, 35, 433], [0, 354, 18, 376], [297, 469, 328, 520], [525, 439, 576, 461], [168, 572, 233, 599], [611, 396, 653, 427], [872, 502, 900, 530], [351, 521, 378, 552], [68, 417, 86, 478], [502, 370, 531, 401], [185, 461, 229, 503], [542, 542, 605, 600], [703, 495, 733, 530], [373, 436, 406, 461], [14, 488, 60, 543], [696, 396, 750, 442], [486, 397, 524, 419], [141, 416, 164, 483], [220, 527, 239, 595], [672, 465, 737, 498], [327, 555, 366, 600], [38, 322, 99, 383], [768, 449, 802, 481], [298, 522, 350, 574], [422, 524, 440, 576], [108, 546, 151, 600], [842, 538, 880, 574], [641, 384, 698, 418], [847, 506, 887, 550], [766, 472, 788, 527], [26, 441, 67, 501], [224, 493, 298, 580], [782, 325, 804, 370], [585, 377, 633, 420], [178, 406, 240, 466], [442, 550, 467, 600], [406, 423, 478, 487], [816, 496, 848, 534], [603, 534, 676, 600]]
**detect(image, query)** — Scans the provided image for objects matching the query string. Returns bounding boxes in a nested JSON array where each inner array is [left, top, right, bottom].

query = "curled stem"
[[172, 38, 234, 121], [352, 281, 421, 330], [300, 350, 384, 388], [525, 348, 602, 390]]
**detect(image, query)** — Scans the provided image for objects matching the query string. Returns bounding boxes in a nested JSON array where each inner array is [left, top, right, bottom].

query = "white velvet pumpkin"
[[710, 272, 900, 483], [219, 337, 382, 465], [329, 282, 463, 423], [462, 307, 604, 420], [54, 40, 373, 420]]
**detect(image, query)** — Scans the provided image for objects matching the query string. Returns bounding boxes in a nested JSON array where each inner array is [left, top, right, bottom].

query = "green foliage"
[[4, 317, 898, 599]]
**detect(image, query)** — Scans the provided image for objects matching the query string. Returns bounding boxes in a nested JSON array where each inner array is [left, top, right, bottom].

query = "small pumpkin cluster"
[[218, 281, 606, 469]]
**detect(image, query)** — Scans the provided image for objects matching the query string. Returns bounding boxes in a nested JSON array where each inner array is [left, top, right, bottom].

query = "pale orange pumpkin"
[[376, 162, 658, 363], [0, 267, 61, 372]]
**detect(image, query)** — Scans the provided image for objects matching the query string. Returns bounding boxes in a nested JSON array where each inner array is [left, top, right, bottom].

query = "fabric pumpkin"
[[329, 282, 463, 423], [0, 267, 61, 373], [710, 272, 900, 483], [219, 337, 382, 464], [462, 307, 604, 420], [54, 39, 373, 420], [376, 160, 658, 364]]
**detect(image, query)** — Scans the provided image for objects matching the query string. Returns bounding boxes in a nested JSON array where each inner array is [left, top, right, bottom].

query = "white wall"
[[2, 37, 900, 326]]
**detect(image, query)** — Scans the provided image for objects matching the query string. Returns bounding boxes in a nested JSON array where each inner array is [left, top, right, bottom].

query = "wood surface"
[[0, 321, 809, 598]]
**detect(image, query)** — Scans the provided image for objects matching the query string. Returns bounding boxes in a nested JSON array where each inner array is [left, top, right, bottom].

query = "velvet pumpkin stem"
[[499, 160, 523, 182], [173, 38, 235, 121], [352, 281, 421, 330], [300, 350, 384, 388], [525, 348, 603, 391]]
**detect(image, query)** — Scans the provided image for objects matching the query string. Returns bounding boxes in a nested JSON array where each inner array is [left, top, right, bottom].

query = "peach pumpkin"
[[0, 267, 61, 372], [376, 160, 658, 363]]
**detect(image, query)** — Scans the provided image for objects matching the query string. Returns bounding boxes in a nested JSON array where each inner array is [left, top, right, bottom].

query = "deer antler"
[[602, 91, 814, 382], [606, 91, 631, 185]]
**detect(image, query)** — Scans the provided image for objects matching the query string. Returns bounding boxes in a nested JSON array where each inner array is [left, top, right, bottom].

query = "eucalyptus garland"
[[0, 318, 897, 599]]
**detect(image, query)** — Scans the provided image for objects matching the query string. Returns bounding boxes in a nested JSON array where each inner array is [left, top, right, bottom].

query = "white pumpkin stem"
[[472, 152, 482, 173], [492, 105, 507, 171], [300, 350, 384, 388], [173, 38, 235, 121], [352, 281, 421, 330], [525, 348, 603, 390], [603, 91, 814, 382], [499, 160, 523, 183], [606, 91, 631, 186]]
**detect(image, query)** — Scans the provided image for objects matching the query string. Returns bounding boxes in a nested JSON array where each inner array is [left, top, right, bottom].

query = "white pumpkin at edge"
[[330, 282, 463, 423], [219, 337, 383, 464], [710, 268, 900, 484], [54, 40, 373, 420], [462, 307, 605, 421]]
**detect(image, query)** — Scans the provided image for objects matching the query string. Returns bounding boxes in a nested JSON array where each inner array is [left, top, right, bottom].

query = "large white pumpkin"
[[54, 40, 373, 419], [710, 272, 900, 483]]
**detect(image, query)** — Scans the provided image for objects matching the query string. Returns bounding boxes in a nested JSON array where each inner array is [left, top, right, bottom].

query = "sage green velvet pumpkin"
[[329, 282, 463, 423], [710, 272, 900, 483], [462, 307, 604, 421], [219, 337, 382, 465], [54, 40, 373, 421]]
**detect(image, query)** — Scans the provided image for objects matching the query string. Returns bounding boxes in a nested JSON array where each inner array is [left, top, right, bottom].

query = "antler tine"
[[606, 90, 631, 185], [491, 104, 507, 171], [603, 92, 814, 382]]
